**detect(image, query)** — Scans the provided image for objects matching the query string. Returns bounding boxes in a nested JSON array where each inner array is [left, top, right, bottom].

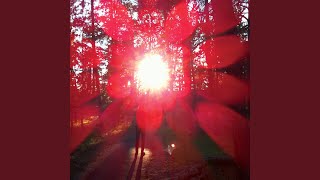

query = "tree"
[[70, 0, 250, 173]]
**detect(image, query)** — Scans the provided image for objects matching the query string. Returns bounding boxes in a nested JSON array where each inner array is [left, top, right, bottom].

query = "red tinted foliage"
[[193, 35, 249, 69], [134, 7, 166, 51], [70, 41, 86, 68], [70, 0, 250, 170], [164, 1, 199, 42], [139, 0, 159, 8], [82, 47, 103, 68], [71, 18, 88, 27], [166, 44, 192, 98], [109, 43, 136, 57], [137, 8, 165, 36], [195, 102, 249, 170], [97, 0, 135, 41], [70, 37, 102, 69], [166, 44, 191, 59], [70, 104, 100, 153], [199, 0, 240, 35], [70, 70, 101, 152], [173, 69, 191, 98], [106, 70, 133, 99], [99, 100, 134, 133], [194, 71, 249, 105], [70, 71, 101, 107], [108, 43, 139, 70]]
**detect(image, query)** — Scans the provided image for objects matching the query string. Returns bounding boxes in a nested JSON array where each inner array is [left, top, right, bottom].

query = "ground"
[[71, 119, 247, 180]]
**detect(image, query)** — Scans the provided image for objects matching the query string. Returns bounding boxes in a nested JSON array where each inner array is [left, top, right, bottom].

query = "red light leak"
[[99, 100, 134, 134], [193, 35, 249, 69], [195, 102, 250, 170], [136, 101, 163, 133], [164, 1, 199, 43], [95, 0, 135, 41], [70, 104, 100, 153], [199, 0, 242, 35], [166, 100, 197, 136], [194, 71, 249, 105], [70, 0, 250, 173]]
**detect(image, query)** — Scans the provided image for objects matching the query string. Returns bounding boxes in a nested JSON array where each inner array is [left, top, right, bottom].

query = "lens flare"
[[135, 54, 170, 93]]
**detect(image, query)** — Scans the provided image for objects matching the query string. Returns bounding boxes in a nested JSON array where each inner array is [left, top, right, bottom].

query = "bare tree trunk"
[[91, 0, 96, 57]]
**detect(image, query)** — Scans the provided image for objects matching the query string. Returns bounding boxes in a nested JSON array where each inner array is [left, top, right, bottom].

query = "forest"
[[70, 0, 250, 179]]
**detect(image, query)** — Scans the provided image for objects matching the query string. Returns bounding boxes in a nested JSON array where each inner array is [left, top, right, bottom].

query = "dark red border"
[[1, 0, 70, 179], [251, 0, 320, 179]]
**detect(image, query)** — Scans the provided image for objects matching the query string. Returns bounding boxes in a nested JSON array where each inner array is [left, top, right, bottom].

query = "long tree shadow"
[[135, 154, 144, 180], [85, 143, 131, 180], [84, 121, 139, 180], [126, 153, 138, 180]]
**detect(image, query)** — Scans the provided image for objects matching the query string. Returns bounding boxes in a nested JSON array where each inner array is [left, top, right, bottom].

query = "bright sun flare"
[[135, 54, 170, 93]]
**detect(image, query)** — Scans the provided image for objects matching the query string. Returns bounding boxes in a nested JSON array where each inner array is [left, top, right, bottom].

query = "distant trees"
[[70, 0, 250, 171]]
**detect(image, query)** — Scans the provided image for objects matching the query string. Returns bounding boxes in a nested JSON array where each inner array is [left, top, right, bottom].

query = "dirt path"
[[73, 121, 243, 180], [80, 133, 210, 180]]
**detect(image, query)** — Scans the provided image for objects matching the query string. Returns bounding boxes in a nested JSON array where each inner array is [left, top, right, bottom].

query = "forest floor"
[[71, 120, 246, 180]]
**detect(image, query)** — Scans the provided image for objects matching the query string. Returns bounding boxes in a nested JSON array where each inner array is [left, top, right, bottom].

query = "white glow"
[[135, 54, 170, 93], [171, 144, 175, 148]]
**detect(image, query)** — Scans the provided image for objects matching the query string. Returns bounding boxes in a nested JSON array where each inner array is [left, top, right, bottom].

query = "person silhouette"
[[135, 114, 145, 157]]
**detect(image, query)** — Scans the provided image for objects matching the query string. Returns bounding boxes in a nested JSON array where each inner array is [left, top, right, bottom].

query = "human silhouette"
[[135, 117, 145, 156], [127, 116, 145, 180]]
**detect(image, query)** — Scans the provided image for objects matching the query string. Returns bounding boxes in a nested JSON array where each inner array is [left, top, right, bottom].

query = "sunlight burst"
[[135, 54, 170, 93]]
